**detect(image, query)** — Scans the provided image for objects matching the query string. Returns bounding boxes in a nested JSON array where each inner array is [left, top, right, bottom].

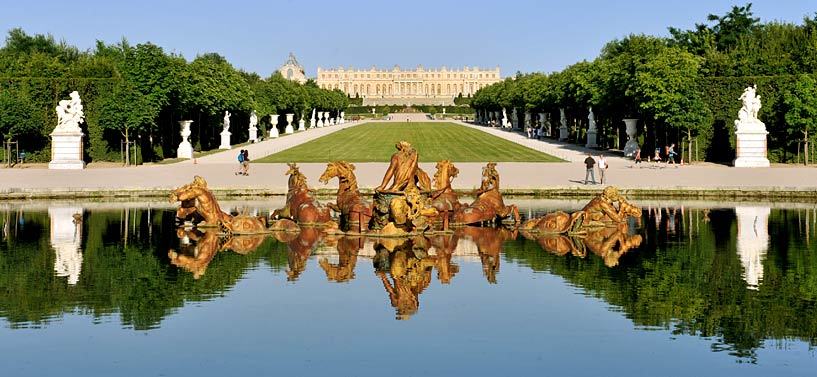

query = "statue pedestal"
[[297, 119, 306, 131], [219, 130, 231, 150], [177, 141, 193, 159], [310, 119, 316, 129], [734, 120, 770, 167], [585, 129, 597, 148], [269, 127, 279, 138], [558, 126, 568, 141], [285, 125, 294, 134], [248, 128, 258, 143], [49, 131, 85, 170]]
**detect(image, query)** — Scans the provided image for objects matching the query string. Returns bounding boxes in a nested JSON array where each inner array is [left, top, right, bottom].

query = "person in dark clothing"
[[584, 154, 596, 185], [235, 150, 245, 176], [241, 149, 250, 176]]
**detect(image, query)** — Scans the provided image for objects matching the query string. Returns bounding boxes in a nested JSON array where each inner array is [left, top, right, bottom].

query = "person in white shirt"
[[597, 154, 608, 184]]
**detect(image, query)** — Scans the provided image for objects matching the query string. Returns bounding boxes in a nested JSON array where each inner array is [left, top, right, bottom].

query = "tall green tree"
[[97, 83, 154, 165], [783, 74, 817, 164], [635, 47, 712, 161]]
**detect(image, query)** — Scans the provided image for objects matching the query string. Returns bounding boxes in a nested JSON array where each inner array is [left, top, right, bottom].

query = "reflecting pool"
[[0, 199, 815, 376]]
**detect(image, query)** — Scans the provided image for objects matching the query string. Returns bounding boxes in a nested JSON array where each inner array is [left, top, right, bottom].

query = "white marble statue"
[[734, 85, 770, 167], [310, 109, 317, 129], [222, 111, 231, 132], [49, 91, 86, 169], [737, 84, 762, 125], [219, 111, 232, 149], [558, 108, 568, 141], [502, 108, 509, 128], [249, 110, 258, 143], [54, 91, 85, 133], [586, 107, 598, 148]]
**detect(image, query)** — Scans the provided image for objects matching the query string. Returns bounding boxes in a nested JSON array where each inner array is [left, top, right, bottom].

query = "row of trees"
[[472, 4, 817, 163], [0, 29, 348, 163]]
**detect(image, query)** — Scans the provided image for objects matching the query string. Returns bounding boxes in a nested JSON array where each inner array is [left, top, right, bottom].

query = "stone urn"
[[269, 114, 279, 138], [284, 113, 295, 134], [177, 120, 194, 159], [623, 119, 639, 157]]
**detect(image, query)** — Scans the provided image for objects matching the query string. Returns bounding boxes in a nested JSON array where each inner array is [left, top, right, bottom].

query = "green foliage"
[[0, 28, 347, 162], [783, 74, 817, 139], [453, 94, 471, 106], [471, 5, 817, 162], [0, 90, 40, 142]]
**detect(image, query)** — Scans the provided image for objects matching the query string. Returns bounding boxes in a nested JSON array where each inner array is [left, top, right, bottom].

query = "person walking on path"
[[241, 149, 250, 176], [597, 154, 608, 184], [583, 154, 596, 185], [235, 149, 245, 176], [667, 143, 678, 167]]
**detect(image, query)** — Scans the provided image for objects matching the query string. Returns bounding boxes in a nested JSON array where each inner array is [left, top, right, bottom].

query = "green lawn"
[[256, 122, 563, 163]]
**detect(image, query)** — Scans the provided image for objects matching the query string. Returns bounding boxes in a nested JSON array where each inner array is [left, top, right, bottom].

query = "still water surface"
[[0, 199, 815, 376]]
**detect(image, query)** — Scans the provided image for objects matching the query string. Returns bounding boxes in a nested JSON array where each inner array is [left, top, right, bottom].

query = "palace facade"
[[316, 65, 501, 105]]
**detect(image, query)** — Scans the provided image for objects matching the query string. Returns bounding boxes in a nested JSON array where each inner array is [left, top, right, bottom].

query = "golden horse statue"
[[319, 161, 373, 233], [429, 160, 461, 229], [170, 176, 267, 233], [453, 162, 520, 225], [522, 186, 641, 234], [272, 163, 333, 225]]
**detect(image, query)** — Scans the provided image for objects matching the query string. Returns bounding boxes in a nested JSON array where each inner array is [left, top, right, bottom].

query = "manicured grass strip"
[[256, 122, 563, 163]]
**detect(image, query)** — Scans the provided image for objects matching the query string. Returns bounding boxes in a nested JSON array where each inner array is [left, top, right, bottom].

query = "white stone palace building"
[[315, 65, 501, 105]]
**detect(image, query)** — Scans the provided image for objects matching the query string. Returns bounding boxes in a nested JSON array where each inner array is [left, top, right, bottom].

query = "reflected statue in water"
[[429, 233, 460, 284], [274, 227, 323, 282], [522, 222, 642, 267], [319, 236, 362, 283], [459, 226, 517, 283], [168, 229, 221, 279], [374, 237, 436, 320]]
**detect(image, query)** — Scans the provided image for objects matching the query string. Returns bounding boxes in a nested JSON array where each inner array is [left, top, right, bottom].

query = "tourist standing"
[[634, 149, 642, 165], [235, 149, 245, 175], [583, 154, 596, 185], [597, 154, 608, 184]]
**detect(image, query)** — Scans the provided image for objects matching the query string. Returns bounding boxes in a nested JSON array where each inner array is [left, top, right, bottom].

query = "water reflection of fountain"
[[735, 206, 770, 290], [49, 207, 84, 285], [169, 218, 643, 319]]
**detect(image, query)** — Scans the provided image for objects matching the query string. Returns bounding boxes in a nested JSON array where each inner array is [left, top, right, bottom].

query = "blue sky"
[[2, 0, 814, 78]]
